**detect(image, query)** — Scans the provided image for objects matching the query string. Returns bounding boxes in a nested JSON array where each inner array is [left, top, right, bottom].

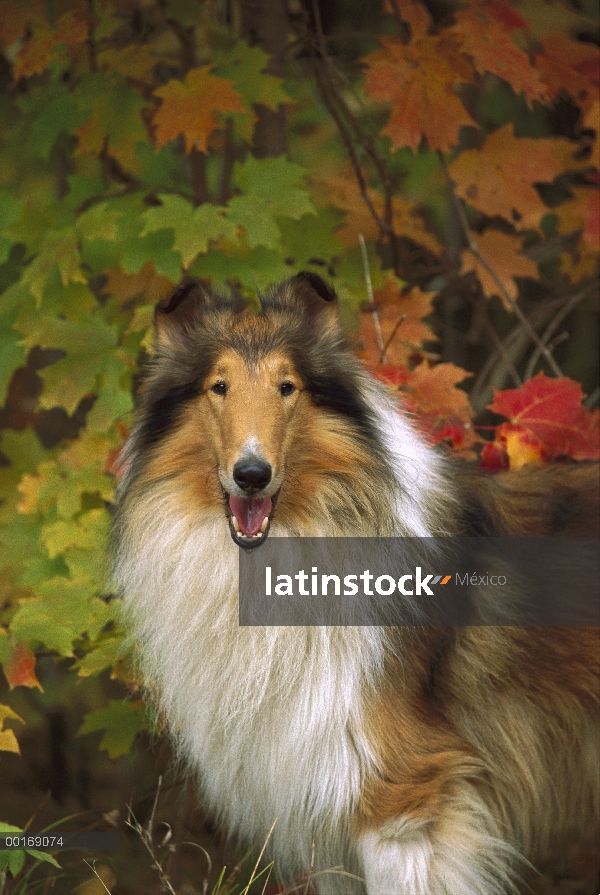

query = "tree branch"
[[438, 149, 564, 378]]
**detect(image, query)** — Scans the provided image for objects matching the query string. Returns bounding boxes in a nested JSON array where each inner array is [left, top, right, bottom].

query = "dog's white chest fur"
[[115, 509, 384, 882]]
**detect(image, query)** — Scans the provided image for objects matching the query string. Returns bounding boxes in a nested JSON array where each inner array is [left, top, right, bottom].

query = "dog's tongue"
[[229, 496, 272, 536]]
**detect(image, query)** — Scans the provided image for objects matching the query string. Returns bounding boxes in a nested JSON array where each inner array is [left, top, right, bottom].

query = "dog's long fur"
[[112, 272, 599, 895]]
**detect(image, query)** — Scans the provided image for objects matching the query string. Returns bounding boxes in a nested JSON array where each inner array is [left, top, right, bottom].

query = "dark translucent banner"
[[0, 832, 120, 850], [239, 537, 600, 626]]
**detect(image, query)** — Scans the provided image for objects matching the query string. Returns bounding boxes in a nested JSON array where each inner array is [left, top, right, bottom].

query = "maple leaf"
[[363, 33, 476, 153], [0, 0, 44, 46], [0, 704, 24, 754], [489, 372, 600, 462], [479, 440, 510, 472], [372, 361, 475, 449], [448, 0, 547, 105], [535, 35, 600, 115], [500, 428, 546, 470], [153, 66, 245, 153], [97, 44, 160, 83], [142, 194, 239, 266], [384, 0, 432, 39], [104, 263, 173, 308], [314, 173, 442, 253], [583, 99, 599, 171], [360, 278, 437, 366], [555, 186, 600, 281], [3, 642, 42, 690], [13, 10, 88, 81], [74, 73, 150, 171], [79, 700, 154, 758], [449, 124, 579, 230], [461, 230, 537, 305], [212, 43, 289, 142]]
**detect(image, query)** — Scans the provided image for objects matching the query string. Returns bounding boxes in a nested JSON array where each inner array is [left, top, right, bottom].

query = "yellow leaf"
[[0, 704, 24, 754], [503, 430, 544, 470]]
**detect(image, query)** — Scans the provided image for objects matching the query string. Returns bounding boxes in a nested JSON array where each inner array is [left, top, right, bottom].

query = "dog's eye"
[[211, 381, 227, 396], [280, 381, 295, 397]]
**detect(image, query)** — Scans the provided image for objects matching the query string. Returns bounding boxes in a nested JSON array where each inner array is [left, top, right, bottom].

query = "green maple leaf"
[[0, 191, 24, 265], [0, 316, 27, 407], [14, 312, 121, 415], [225, 195, 281, 249], [141, 195, 238, 268], [234, 156, 315, 218], [16, 84, 88, 160], [213, 43, 289, 141], [76, 202, 121, 243], [74, 72, 151, 173], [190, 245, 291, 291], [79, 701, 155, 758], [76, 635, 124, 677], [11, 568, 115, 656], [21, 226, 86, 303]]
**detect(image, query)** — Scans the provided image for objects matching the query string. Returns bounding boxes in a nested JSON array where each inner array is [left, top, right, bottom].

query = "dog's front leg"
[[356, 779, 522, 895]]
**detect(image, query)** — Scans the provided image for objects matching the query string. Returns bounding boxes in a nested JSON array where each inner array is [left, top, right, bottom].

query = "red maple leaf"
[[4, 643, 43, 690], [489, 372, 600, 461]]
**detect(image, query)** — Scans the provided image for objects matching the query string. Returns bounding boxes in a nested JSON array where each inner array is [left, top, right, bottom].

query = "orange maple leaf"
[[461, 230, 537, 306], [153, 66, 245, 153], [313, 173, 442, 254], [0, 0, 45, 47], [363, 33, 476, 153], [449, 124, 579, 229], [405, 362, 475, 449], [489, 372, 600, 462], [535, 34, 599, 116], [449, 0, 547, 105], [360, 279, 437, 366], [13, 10, 88, 81], [555, 185, 600, 281], [383, 0, 432, 39], [4, 642, 43, 691]]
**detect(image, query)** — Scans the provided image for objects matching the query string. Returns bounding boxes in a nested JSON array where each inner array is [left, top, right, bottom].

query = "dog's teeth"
[[232, 516, 240, 532], [260, 516, 269, 533]]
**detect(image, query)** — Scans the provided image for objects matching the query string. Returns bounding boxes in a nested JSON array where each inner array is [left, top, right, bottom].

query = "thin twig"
[[126, 789, 178, 895], [585, 386, 599, 408], [307, 4, 399, 269], [470, 285, 521, 387], [524, 284, 595, 379], [438, 149, 564, 378], [359, 230, 384, 358], [83, 861, 112, 894], [380, 314, 406, 363]]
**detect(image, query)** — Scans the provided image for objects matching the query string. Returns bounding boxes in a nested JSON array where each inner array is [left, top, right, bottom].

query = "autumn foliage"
[[0, 0, 598, 810]]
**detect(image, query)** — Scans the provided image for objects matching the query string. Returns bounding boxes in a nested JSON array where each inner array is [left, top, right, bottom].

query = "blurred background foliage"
[[0, 0, 598, 891]]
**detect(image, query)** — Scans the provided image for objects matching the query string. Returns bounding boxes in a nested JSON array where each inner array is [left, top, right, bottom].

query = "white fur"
[[358, 784, 523, 895]]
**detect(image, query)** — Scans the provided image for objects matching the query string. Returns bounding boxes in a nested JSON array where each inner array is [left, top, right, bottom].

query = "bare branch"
[[524, 283, 596, 379]]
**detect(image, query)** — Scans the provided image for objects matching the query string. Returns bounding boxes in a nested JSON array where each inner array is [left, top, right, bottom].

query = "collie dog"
[[112, 272, 599, 894]]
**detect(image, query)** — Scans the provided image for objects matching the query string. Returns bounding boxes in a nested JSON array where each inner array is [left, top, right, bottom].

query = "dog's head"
[[128, 272, 388, 548]]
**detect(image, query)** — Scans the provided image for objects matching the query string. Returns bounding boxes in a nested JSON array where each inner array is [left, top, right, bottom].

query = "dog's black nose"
[[233, 459, 272, 492]]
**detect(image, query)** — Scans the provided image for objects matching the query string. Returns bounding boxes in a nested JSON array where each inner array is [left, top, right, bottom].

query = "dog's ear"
[[288, 271, 338, 333], [154, 278, 205, 348]]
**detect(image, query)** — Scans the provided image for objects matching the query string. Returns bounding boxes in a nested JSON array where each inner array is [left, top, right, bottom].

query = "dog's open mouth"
[[224, 491, 278, 549]]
